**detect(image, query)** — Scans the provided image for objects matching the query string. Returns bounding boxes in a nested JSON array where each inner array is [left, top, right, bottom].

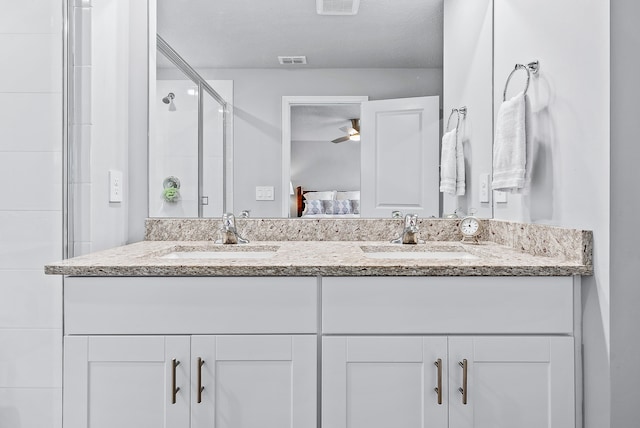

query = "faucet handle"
[[392, 210, 403, 219], [222, 212, 236, 228], [405, 213, 418, 228]]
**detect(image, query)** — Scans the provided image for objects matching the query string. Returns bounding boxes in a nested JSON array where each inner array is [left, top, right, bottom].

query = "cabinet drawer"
[[322, 276, 574, 334], [65, 277, 317, 335]]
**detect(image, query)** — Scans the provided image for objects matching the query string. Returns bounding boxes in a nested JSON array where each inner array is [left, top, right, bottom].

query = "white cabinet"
[[64, 336, 191, 428], [191, 335, 317, 428], [64, 335, 316, 428], [323, 336, 575, 428], [321, 276, 578, 428], [448, 336, 574, 428], [322, 336, 448, 428], [63, 275, 579, 428]]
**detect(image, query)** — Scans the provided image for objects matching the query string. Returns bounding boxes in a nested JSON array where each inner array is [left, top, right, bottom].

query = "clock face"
[[460, 217, 480, 236]]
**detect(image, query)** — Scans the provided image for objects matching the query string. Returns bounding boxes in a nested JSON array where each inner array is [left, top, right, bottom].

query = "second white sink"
[[362, 251, 478, 260], [360, 244, 478, 260]]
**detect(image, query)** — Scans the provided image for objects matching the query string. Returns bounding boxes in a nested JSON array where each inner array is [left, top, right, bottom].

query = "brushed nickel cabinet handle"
[[172, 358, 181, 404], [197, 357, 205, 404], [458, 359, 468, 405], [434, 359, 443, 405]]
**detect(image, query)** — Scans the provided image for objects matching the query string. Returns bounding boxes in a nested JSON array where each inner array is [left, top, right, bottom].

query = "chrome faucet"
[[391, 213, 420, 244], [218, 213, 249, 244]]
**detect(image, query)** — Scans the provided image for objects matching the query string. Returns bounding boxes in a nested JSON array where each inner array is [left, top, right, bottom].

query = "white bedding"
[[301, 213, 360, 218]]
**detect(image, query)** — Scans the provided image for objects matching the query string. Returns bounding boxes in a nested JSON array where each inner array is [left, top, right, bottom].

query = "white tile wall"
[[0, 2, 63, 426], [71, 125, 92, 183], [0, 211, 62, 269], [0, 330, 62, 388], [73, 66, 92, 124], [0, 0, 62, 34], [72, 183, 91, 242], [0, 271, 62, 329], [73, 6, 91, 66], [0, 34, 62, 93], [0, 93, 62, 152], [0, 152, 62, 211]]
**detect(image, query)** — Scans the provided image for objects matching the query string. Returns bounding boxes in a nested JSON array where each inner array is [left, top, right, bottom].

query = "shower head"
[[162, 93, 175, 104]]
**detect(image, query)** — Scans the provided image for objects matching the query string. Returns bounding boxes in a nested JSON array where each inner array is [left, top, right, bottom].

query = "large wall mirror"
[[149, 0, 494, 219]]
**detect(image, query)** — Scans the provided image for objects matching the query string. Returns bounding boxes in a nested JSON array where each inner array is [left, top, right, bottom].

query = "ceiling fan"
[[331, 119, 361, 144]]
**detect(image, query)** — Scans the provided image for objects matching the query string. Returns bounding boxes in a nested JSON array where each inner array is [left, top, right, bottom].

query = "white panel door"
[[63, 336, 191, 428], [322, 336, 448, 428], [448, 336, 574, 428], [191, 335, 316, 428], [360, 96, 440, 218]]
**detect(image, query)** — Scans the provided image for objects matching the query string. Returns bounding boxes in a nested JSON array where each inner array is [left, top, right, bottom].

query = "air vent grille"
[[316, 0, 360, 15], [278, 56, 308, 65]]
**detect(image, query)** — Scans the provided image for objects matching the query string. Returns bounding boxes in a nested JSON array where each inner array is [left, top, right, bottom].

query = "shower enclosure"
[[150, 35, 232, 218]]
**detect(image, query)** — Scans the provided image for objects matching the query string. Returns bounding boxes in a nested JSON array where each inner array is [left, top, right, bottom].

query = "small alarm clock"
[[459, 214, 482, 244]]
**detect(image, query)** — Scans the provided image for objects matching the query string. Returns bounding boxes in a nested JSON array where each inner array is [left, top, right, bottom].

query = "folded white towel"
[[492, 91, 526, 191], [439, 128, 457, 195]]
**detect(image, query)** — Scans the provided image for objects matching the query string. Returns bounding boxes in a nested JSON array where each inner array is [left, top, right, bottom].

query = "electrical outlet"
[[256, 186, 275, 201], [109, 169, 123, 203]]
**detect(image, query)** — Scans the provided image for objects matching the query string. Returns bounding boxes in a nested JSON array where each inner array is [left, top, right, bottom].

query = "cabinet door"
[[64, 336, 190, 428], [191, 335, 316, 428], [323, 336, 448, 428], [448, 337, 574, 428]]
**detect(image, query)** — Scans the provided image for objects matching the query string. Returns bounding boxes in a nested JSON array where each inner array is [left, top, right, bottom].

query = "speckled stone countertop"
[[45, 218, 593, 277]]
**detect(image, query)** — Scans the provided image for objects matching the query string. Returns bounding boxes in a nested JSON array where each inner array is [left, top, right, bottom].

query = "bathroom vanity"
[[46, 218, 592, 428]]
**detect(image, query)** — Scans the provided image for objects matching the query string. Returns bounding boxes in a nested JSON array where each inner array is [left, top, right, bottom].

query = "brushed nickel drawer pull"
[[172, 359, 181, 404], [458, 359, 468, 405], [434, 359, 443, 405], [197, 357, 205, 403]]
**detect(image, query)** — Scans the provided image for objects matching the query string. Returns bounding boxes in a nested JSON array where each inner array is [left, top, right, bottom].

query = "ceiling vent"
[[316, 0, 360, 15], [278, 56, 308, 65]]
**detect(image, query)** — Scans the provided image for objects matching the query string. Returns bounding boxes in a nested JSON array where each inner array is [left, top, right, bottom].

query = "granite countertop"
[[45, 239, 592, 277]]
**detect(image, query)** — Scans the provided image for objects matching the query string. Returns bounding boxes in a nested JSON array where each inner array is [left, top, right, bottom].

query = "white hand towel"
[[439, 128, 457, 195], [455, 131, 465, 196], [492, 91, 526, 191]]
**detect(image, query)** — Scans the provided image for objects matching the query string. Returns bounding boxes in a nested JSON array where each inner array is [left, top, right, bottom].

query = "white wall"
[[610, 2, 640, 427], [493, 1, 610, 427], [0, 1, 63, 426], [158, 67, 442, 217], [443, 0, 493, 218], [291, 140, 361, 191]]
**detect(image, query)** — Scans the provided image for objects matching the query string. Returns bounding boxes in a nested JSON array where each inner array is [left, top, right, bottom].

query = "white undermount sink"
[[360, 245, 479, 260], [160, 245, 278, 260]]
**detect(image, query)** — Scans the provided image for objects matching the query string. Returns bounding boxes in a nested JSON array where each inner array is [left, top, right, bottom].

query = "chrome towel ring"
[[503, 60, 539, 101], [446, 106, 467, 132]]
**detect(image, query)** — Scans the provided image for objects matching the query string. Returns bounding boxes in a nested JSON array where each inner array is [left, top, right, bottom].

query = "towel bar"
[[446, 106, 467, 132], [503, 60, 539, 101]]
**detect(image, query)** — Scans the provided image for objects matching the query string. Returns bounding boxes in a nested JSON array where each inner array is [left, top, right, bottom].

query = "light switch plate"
[[256, 186, 275, 201], [109, 169, 123, 203], [479, 173, 490, 203]]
